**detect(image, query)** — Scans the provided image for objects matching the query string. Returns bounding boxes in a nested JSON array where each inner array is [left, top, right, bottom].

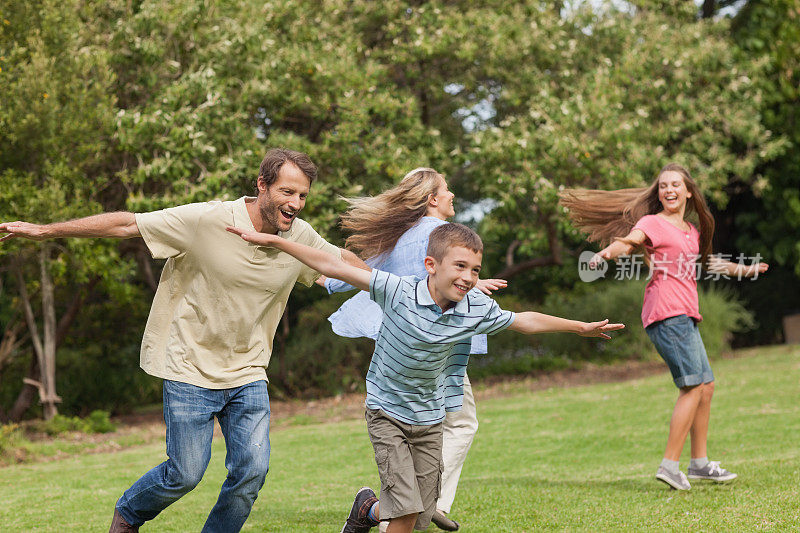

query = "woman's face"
[[430, 176, 456, 219], [657, 171, 692, 215]]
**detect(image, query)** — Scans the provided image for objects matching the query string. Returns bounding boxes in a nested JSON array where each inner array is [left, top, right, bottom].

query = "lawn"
[[1, 345, 798, 531]]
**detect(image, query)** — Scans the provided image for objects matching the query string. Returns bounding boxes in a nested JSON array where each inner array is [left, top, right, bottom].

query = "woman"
[[560, 163, 768, 490], [321, 168, 505, 530]]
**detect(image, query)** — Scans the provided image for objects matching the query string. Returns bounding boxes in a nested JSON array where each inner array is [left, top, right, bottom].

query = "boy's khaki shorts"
[[365, 408, 443, 530]]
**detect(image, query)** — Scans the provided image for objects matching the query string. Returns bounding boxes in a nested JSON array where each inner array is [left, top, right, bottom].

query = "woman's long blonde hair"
[[341, 168, 444, 260], [559, 163, 715, 266]]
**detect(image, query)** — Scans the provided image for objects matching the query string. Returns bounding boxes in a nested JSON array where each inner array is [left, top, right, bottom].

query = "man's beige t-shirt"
[[134, 197, 340, 389]]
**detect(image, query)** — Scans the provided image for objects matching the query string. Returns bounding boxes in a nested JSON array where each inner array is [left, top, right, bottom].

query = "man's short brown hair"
[[258, 148, 317, 187], [426, 223, 483, 262]]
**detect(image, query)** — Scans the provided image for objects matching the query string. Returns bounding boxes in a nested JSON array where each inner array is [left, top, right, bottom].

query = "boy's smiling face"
[[425, 245, 483, 311]]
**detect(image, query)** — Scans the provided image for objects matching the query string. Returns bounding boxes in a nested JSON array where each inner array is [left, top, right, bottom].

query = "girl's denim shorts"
[[645, 314, 714, 388]]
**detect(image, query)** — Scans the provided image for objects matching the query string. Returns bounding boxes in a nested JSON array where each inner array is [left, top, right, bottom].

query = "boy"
[[227, 223, 624, 533]]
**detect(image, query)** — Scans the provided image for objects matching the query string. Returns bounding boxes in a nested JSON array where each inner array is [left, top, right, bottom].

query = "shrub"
[[276, 292, 374, 399], [33, 410, 116, 436], [269, 280, 756, 394], [0, 424, 27, 455], [473, 280, 755, 378]]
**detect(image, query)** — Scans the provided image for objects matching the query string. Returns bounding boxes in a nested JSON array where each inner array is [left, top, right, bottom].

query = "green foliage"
[[730, 1, 800, 275], [0, 423, 27, 455], [273, 279, 754, 390], [275, 292, 374, 399], [465, 3, 784, 288], [1, 0, 797, 416], [32, 410, 116, 436], [472, 280, 755, 379]]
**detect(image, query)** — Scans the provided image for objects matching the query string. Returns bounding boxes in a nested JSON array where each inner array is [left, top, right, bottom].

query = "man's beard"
[[259, 196, 293, 233]]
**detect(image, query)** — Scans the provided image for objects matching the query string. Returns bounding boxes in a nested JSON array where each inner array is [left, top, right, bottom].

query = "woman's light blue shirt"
[[324, 216, 488, 354]]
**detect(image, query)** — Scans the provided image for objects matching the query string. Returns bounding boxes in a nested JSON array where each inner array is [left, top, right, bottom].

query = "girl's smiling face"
[[658, 170, 692, 214]]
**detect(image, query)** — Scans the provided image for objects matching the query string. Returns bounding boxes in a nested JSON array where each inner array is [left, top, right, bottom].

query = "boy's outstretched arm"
[[508, 312, 624, 339], [226, 227, 372, 291]]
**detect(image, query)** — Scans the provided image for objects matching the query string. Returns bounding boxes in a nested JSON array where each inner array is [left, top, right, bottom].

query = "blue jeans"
[[116, 379, 270, 532], [645, 314, 714, 388]]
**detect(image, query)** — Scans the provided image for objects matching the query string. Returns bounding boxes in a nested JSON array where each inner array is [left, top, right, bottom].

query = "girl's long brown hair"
[[341, 168, 444, 260], [559, 163, 715, 266]]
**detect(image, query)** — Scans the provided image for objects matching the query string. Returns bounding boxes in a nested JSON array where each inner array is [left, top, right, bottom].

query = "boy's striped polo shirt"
[[367, 269, 515, 425]]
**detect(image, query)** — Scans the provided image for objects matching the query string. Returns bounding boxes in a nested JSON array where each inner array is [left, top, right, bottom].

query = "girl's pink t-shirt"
[[633, 214, 702, 328]]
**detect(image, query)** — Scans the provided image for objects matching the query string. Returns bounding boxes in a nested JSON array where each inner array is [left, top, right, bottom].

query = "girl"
[[560, 163, 768, 490], [321, 168, 505, 530]]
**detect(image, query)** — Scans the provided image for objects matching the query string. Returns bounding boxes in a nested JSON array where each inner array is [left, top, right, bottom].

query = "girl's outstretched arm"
[[592, 229, 647, 265], [707, 255, 769, 278], [226, 227, 372, 291]]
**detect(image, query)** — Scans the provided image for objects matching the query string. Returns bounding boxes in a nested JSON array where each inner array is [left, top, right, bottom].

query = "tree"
[[0, 0, 131, 420], [455, 3, 785, 288]]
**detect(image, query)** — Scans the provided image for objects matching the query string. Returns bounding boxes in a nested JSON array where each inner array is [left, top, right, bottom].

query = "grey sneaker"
[[687, 461, 738, 482], [655, 466, 691, 490], [340, 487, 379, 533]]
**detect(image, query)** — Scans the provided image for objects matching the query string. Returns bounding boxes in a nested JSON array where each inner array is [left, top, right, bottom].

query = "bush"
[[33, 410, 116, 436], [472, 280, 755, 378], [275, 292, 374, 399], [265, 280, 756, 395], [0, 424, 27, 455]]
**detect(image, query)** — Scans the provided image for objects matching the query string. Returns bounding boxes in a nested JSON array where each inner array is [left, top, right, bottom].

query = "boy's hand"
[[475, 278, 508, 295], [226, 226, 277, 246], [578, 319, 625, 340]]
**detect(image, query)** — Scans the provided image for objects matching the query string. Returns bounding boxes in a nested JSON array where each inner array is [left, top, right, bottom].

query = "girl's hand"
[[589, 252, 608, 269], [315, 275, 328, 288], [225, 226, 277, 246], [475, 278, 508, 295], [578, 319, 625, 340], [750, 262, 769, 276]]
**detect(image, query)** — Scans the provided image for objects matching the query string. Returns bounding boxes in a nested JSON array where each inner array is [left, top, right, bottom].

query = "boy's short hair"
[[427, 223, 483, 261]]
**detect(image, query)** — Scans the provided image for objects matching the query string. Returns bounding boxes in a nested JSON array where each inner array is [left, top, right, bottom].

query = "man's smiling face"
[[256, 162, 311, 234]]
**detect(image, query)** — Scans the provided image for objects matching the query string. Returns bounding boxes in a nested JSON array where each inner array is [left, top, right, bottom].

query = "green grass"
[[1, 345, 798, 531]]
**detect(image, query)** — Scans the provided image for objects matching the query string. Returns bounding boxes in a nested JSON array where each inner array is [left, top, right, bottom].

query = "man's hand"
[[577, 319, 625, 340], [0, 221, 49, 242], [475, 278, 508, 295], [226, 226, 278, 246]]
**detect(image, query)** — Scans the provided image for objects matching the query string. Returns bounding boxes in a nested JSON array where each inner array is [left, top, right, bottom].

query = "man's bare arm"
[[0, 212, 140, 242]]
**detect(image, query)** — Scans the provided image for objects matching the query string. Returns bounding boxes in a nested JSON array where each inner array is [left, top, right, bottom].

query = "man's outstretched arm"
[[0, 212, 140, 242]]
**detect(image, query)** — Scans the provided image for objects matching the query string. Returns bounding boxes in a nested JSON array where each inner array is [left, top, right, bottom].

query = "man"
[[0, 148, 367, 532]]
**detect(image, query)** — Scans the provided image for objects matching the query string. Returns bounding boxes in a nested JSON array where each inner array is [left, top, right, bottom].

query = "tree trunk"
[[701, 0, 716, 19], [13, 252, 61, 421], [39, 245, 59, 420], [5, 276, 95, 422], [7, 356, 39, 422]]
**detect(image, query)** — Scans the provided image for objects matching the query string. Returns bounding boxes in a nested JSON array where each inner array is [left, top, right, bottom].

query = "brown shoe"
[[431, 509, 460, 531], [109, 509, 139, 533]]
